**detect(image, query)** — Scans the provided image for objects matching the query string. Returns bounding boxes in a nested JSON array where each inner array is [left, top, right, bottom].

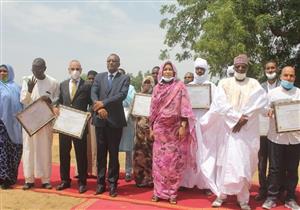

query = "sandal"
[[169, 198, 177, 204], [151, 195, 159, 202]]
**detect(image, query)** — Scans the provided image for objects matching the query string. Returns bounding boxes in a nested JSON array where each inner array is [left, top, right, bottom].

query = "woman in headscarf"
[[150, 61, 196, 204], [132, 76, 155, 188], [0, 64, 23, 189], [181, 58, 216, 194]]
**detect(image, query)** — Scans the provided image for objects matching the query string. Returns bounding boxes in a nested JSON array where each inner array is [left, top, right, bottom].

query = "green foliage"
[[160, 0, 300, 79], [128, 70, 151, 92]]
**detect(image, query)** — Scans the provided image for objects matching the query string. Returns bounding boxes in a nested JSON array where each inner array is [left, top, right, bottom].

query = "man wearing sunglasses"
[[55, 60, 92, 194]]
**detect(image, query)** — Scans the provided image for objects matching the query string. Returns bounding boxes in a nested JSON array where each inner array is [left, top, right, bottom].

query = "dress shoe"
[[78, 185, 87, 194], [109, 185, 117, 197], [95, 184, 106, 195], [151, 195, 159, 202], [42, 183, 52, 189], [125, 173, 132, 182], [169, 198, 177, 205], [23, 183, 34, 190], [56, 182, 71, 191]]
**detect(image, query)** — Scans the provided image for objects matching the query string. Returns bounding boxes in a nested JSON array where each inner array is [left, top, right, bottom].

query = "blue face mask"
[[281, 80, 294, 90]]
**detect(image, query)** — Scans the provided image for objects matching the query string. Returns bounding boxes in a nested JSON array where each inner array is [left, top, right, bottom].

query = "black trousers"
[[95, 126, 122, 186], [258, 136, 269, 194], [59, 133, 87, 185], [267, 140, 300, 201]]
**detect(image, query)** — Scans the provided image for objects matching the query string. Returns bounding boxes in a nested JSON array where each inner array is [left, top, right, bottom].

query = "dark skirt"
[[133, 117, 153, 187], [0, 120, 23, 186]]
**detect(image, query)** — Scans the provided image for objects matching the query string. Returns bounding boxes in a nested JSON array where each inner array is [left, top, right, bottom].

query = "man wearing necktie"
[[91, 53, 130, 197], [55, 60, 92, 194]]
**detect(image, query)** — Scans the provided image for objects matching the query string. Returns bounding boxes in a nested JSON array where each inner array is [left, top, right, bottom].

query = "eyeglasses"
[[107, 59, 119, 63], [184, 77, 193, 79], [70, 68, 81, 71]]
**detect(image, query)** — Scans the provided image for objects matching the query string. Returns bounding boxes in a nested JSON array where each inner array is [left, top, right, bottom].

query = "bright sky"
[[1, 0, 193, 85]]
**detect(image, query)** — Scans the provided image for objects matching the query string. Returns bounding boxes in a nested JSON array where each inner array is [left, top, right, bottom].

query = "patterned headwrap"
[[141, 75, 155, 94], [234, 54, 249, 65]]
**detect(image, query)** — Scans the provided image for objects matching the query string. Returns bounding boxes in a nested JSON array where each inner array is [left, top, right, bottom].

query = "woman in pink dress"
[[149, 61, 196, 204]]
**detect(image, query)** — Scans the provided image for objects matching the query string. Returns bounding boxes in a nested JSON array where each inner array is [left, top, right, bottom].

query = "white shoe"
[[262, 198, 276, 209], [212, 197, 224, 207], [239, 202, 251, 210], [285, 199, 300, 210]]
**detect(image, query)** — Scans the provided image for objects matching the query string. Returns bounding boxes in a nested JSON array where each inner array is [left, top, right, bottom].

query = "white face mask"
[[234, 71, 246, 81], [266, 72, 276, 80], [70, 70, 81, 80], [194, 74, 207, 84], [161, 76, 174, 83]]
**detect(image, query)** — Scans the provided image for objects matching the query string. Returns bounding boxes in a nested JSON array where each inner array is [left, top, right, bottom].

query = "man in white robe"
[[181, 58, 216, 195], [20, 58, 60, 190], [262, 66, 300, 210], [200, 54, 268, 210]]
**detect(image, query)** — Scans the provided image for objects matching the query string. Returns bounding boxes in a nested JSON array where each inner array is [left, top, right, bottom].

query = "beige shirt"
[[267, 86, 300, 145], [219, 77, 261, 112]]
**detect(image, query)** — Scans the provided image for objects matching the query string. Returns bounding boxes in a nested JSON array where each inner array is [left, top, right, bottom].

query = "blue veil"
[[0, 64, 23, 144]]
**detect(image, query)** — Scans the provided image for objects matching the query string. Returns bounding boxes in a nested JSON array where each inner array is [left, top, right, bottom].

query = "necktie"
[[71, 80, 77, 100], [108, 74, 114, 89]]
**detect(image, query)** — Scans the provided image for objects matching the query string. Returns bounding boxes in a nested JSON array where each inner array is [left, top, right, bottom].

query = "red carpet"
[[15, 163, 299, 210]]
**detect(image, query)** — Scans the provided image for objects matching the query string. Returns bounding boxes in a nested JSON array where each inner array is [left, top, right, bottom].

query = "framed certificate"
[[186, 84, 212, 109], [131, 93, 152, 117], [16, 98, 56, 137], [259, 115, 270, 136], [273, 100, 300, 133], [53, 105, 89, 139]]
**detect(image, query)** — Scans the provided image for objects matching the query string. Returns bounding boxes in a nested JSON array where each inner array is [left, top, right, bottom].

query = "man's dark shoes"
[[42, 183, 52, 189], [95, 184, 106, 195], [125, 173, 132, 182], [56, 182, 71, 191], [109, 184, 117, 197], [23, 183, 34, 190], [78, 185, 87, 194]]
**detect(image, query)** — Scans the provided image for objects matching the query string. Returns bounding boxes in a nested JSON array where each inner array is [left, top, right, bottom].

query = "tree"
[[160, 0, 300, 79], [129, 70, 152, 91]]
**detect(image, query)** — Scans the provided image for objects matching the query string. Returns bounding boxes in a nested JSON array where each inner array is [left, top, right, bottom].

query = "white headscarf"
[[226, 65, 234, 77], [193, 58, 209, 84]]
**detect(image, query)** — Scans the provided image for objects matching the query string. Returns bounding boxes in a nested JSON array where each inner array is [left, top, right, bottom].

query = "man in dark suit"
[[55, 60, 92, 194], [91, 53, 130, 197], [256, 60, 281, 201]]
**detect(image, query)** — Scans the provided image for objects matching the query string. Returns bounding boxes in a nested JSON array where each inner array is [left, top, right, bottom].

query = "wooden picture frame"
[[273, 100, 300, 133], [16, 98, 56, 137]]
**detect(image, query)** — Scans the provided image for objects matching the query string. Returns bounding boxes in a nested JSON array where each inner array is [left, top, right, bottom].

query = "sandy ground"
[[1, 134, 126, 210]]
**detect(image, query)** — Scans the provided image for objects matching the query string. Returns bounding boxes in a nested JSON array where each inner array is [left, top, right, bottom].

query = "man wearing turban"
[[199, 54, 268, 210]]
